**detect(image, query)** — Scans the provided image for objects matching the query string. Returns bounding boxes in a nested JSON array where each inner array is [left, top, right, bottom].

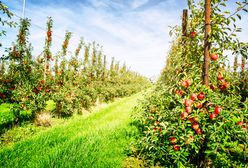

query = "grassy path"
[[0, 94, 141, 168]]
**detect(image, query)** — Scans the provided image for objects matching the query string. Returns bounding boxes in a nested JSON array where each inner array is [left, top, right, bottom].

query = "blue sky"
[[1, 0, 247, 79]]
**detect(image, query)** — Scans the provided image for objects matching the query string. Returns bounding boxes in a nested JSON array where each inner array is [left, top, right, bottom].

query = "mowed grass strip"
[[0, 94, 141, 168]]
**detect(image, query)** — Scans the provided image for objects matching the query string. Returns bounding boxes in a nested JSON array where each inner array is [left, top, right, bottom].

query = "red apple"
[[210, 53, 218, 61], [194, 117, 200, 122], [37, 87, 42, 91], [47, 31, 52, 37], [169, 137, 177, 144], [190, 93, 197, 101], [40, 80, 45, 84], [217, 73, 224, 80], [210, 84, 217, 91], [154, 120, 159, 126], [173, 144, 180, 151], [184, 99, 193, 107], [181, 81, 188, 88], [181, 112, 188, 119], [185, 79, 191, 86], [192, 122, 199, 130], [219, 82, 229, 91], [197, 92, 205, 100], [186, 135, 194, 144], [214, 106, 222, 115], [195, 102, 203, 109], [190, 31, 197, 38], [209, 113, 217, 120], [195, 128, 202, 135], [236, 121, 243, 126], [175, 90, 183, 96], [185, 106, 192, 113], [188, 117, 194, 123], [242, 63, 245, 71]]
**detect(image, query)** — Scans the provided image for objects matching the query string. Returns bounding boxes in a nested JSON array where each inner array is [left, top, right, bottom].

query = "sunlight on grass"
[[0, 94, 142, 168]]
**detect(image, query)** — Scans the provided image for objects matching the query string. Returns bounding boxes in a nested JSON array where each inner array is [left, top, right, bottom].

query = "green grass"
[[0, 103, 14, 124], [0, 100, 55, 131], [0, 94, 141, 168]]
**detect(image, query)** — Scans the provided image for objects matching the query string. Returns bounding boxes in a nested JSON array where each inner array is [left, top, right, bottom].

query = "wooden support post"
[[241, 57, 245, 75], [203, 0, 211, 86], [182, 9, 188, 37]]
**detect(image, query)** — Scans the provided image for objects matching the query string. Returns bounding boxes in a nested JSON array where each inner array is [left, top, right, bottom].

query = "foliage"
[[133, 0, 248, 167], [0, 1, 16, 45]]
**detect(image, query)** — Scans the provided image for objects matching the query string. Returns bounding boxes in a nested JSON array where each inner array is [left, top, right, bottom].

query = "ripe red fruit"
[[5, 79, 11, 83], [194, 117, 200, 122], [148, 116, 154, 120], [210, 53, 218, 61], [175, 90, 183, 96], [169, 137, 177, 144], [181, 81, 188, 88], [214, 106, 222, 115], [242, 63, 245, 71], [173, 145, 180, 151], [195, 102, 202, 109], [181, 112, 188, 119], [210, 84, 217, 91], [37, 87, 42, 91], [209, 113, 217, 120], [186, 135, 194, 144], [190, 31, 197, 38], [154, 120, 159, 126], [197, 93, 205, 100], [185, 106, 192, 113], [236, 121, 243, 126], [185, 79, 191, 86], [190, 93, 197, 101], [192, 122, 199, 130], [47, 31, 52, 37], [40, 80, 45, 84], [219, 82, 229, 91], [188, 117, 194, 123], [217, 73, 224, 80], [184, 99, 193, 107], [195, 128, 202, 135]]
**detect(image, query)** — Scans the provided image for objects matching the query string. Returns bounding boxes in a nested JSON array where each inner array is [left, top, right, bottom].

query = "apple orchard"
[[133, 0, 248, 167]]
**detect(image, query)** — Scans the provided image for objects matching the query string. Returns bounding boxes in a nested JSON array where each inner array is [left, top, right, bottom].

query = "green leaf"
[[236, 14, 241, 20], [231, 17, 236, 22], [220, 2, 226, 7]]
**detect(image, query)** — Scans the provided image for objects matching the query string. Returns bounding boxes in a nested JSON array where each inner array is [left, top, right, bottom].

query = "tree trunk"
[[203, 0, 211, 86]]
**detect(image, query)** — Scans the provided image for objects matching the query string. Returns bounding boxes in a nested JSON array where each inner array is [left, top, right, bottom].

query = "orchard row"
[[133, 0, 248, 167], [0, 8, 150, 130]]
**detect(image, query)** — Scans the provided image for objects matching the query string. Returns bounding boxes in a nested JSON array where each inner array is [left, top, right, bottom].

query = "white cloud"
[[131, 0, 149, 9], [3, 0, 246, 79]]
